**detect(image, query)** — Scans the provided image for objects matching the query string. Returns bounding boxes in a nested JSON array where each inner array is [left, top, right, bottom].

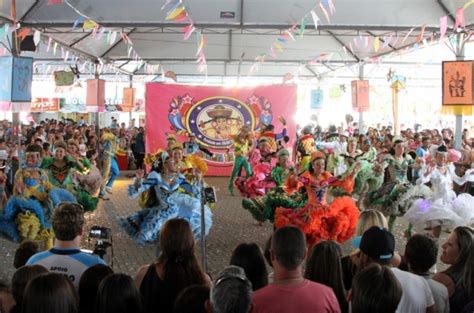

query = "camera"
[[88, 226, 112, 261], [89, 226, 111, 240], [203, 186, 217, 204]]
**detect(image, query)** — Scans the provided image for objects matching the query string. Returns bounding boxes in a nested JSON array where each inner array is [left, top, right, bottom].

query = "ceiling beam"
[[31, 57, 358, 65], [327, 30, 361, 62], [70, 32, 93, 47], [18, 0, 40, 22], [17, 21, 447, 32], [305, 64, 319, 77], [436, 0, 455, 23]]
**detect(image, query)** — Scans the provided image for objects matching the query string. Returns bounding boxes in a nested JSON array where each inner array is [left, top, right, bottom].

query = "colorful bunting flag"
[[299, 17, 307, 38], [319, 2, 331, 23], [374, 37, 380, 52], [0, 25, 7, 39], [416, 24, 427, 42], [183, 24, 195, 40], [328, 0, 336, 15], [440, 16, 448, 38], [83, 20, 98, 30], [72, 16, 85, 29], [33, 30, 41, 46], [166, 6, 186, 20], [17, 27, 30, 41], [401, 27, 415, 44], [310, 10, 320, 29], [455, 8, 466, 29]]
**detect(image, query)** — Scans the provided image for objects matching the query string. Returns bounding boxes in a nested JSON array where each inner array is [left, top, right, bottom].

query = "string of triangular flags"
[[248, 1, 474, 78], [248, 0, 337, 76], [0, 23, 138, 76], [160, 0, 207, 74]]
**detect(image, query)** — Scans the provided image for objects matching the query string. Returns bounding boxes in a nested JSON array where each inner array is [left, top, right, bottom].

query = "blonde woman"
[[340, 210, 401, 289]]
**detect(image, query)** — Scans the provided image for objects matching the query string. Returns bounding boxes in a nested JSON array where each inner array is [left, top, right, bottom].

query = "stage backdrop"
[[146, 84, 297, 176]]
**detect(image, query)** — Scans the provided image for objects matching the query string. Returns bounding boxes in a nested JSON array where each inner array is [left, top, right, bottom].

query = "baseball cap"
[[360, 226, 395, 261]]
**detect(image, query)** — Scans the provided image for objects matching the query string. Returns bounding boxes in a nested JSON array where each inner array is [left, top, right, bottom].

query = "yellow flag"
[[83, 20, 97, 30], [166, 6, 185, 20], [374, 37, 380, 52]]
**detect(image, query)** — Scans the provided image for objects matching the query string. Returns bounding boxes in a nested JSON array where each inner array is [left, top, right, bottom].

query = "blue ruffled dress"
[[119, 171, 213, 244], [0, 173, 77, 243]]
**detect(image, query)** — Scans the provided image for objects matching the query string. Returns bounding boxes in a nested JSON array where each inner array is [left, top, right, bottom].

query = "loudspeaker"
[[20, 35, 37, 52]]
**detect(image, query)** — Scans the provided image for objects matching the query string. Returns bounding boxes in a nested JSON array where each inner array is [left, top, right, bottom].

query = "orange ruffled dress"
[[274, 171, 359, 247]]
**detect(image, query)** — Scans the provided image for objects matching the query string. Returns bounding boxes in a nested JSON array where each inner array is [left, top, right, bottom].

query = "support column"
[[129, 75, 133, 123], [94, 64, 100, 136], [454, 34, 465, 150], [11, 0, 20, 145], [358, 64, 365, 134]]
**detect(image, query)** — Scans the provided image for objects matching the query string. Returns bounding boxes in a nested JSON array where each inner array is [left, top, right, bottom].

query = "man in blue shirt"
[[27, 203, 106, 287]]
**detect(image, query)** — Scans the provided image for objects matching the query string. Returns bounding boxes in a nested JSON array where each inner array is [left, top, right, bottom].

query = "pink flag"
[[319, 2, 331, 23], [183, 24, 195, 40], [440, 16, 448, 38], [455, 8, 465, 29], [401, 27, 415, 44]]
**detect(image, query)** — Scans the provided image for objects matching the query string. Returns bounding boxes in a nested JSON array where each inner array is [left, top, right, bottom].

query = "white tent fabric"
[[0, 0, 473, 77]]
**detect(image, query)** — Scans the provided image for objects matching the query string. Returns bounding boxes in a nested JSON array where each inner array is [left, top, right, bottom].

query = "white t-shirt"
[[391, 268, 435, 313], [424, 277, 450, 313]]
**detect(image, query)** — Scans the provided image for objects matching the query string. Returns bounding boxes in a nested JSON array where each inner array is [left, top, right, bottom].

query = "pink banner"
[[145, 84, 297, 176]]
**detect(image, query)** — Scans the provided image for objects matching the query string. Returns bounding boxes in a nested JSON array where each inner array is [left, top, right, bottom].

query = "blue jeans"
[[106, 158, 120, 189]]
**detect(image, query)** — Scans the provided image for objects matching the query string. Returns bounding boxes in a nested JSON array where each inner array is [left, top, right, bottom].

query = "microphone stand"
[[199, 179, 208, 273]]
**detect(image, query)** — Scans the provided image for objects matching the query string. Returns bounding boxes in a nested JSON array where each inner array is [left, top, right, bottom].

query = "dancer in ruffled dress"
[[42, 141, 97, 212], [119, 151, 212, 244], [235, 137, 276, 198], [364, 139, 430, 233], [274, 151, 360, 247], [0, 144, 76, 249], [242, 148, 305, 223], [405, 145, 474, 238]]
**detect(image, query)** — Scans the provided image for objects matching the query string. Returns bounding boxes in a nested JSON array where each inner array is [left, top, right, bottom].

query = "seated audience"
[[96, 273, 143, 313], [173, 285, 210, 313], [79, 264, 114, 313], [134, 219, 211, 313], [305, 241, 348, 313], [0, 279, 14, 313], [22, 272, 78, 313], [433, 226, 474, 313], [13, 240, 39, 269], [206, 266, 252, 313], [358, 226, 435, 313], [351, 263, 402, 313], [26, 203, 106, 287], [230, 243, 268, 291], [405, 234, 449, 313], [10, 265, 48, 313], [252, 226, 341, 313]]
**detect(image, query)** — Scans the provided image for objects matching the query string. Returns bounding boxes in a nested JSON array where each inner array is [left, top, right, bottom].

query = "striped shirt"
[[26, 247, 106, 287]]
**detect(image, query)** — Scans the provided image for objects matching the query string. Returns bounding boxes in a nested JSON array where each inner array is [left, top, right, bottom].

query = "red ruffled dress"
[[235, 149, 276, 198], [274, 171, 359, 247]]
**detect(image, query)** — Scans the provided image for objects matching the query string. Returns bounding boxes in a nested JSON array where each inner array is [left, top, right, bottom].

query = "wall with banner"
[[145, 84, 297, 176]]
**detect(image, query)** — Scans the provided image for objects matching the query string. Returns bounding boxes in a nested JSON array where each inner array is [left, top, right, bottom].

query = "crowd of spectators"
[[0, 204, 472, 313]]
